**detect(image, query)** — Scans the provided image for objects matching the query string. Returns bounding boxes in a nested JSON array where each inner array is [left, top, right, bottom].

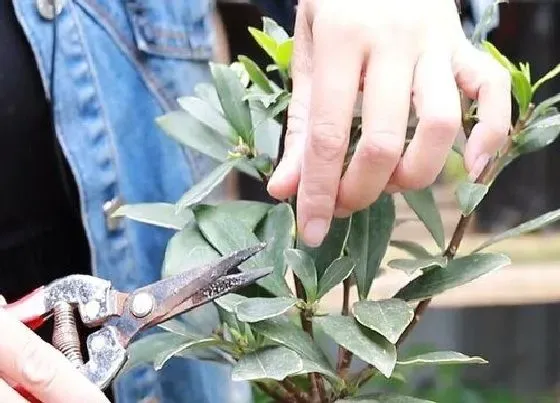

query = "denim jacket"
[[11, 0, 488, 402], [11, 0, 291, 402]]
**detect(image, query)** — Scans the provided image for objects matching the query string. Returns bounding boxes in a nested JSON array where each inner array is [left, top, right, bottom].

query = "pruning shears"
[[2, 243, 271, 402]]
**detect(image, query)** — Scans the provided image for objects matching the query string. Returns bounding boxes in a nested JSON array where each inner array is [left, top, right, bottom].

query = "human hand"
[[267, 0, 511, 247], [0, 295, 109, 403]]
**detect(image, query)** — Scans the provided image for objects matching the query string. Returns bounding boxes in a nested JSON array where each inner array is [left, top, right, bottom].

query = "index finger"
[[0, 309, 109, 403], [296, 18, 365, 247]]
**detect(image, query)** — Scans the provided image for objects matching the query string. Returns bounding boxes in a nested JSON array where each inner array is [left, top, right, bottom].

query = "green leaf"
[[235, 297, 298, 323], [250, 99, 282, 157], [511, 69, 533, 115], [530, 94, 560, 121], [336, 395, 434, 403], [238, 55, 273, 94], [177, 96, 235, 142], [387, 256, 448, 276], [473, 207, 560, 252], [255, 203, 296, 293], [317, 257, 356, 299], [389, 240, 432, 259], [211, 200, 273, 230], [314, 316, 396, 378], [395, 253, 511, 301], [252, 317, 335, 377], [194, 82, 222, 109], [232, 347, 302, 381], [194, 205, 292, 296], [348, 194, 396, 299], [248, 28, 279, 64], [402, 188, 445, 250], [298, 217, 351, 277], [352, 299, 414, 344], [215, 293, 248, 313], [532, 62, 560, 93], [175, 159, 239, 211], [515, 112, 560, 155], [455, 182, 489, 216], [113, 203, 193, 230], [284, 249, 317, 302], [154, 338, 224, 371], [481, 40, 517, 73], [122, 333, 227, 374], [156, 111, 232, 162], [162, 222, 220, 278], [397, 351, 487, 367], [276, 39, 294, 70], [210, 63, 253, 144], [262, 17, 289, 43]]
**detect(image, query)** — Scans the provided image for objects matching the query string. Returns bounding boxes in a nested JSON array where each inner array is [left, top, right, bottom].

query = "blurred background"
[[218, 1, 560, 402]]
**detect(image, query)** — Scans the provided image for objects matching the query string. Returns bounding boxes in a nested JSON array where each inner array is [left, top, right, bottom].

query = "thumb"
[[267, 3, 312, 200]]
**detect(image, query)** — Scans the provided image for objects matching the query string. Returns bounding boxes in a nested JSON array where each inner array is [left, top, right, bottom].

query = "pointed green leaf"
[[284, 249, 317, 302], [395, 253, 511, 301], [194, 82, 222, 110], [262, 17, 289, 42], [317, 257, 356, 299], [314, 316, 396, 377], [387, 256, 448, 276], [473, 207, 560, 252], [194, 204, 292, 296], [455, 182, 489, 216], [162, 222, 220, 278], [235, 297, 298, 323], [176, 159, 239, 211], [511, 69, 533, 115], [248, 28, 279, 63], [397, 351, 487, 367], [276, 39, 294, 70], [515, 112, 560, 155], [238, 55, 273, 93], [177, 96, 235, 142], [211, 200, 272, 230], [402, 188, 445, 250], [210, 63, 253, 144], [252, 317, 335, 377], [530, 94, 560, 122], [348, 194, 396, 299], [532, 62, 560, 93], [255, 203, 296, 293], [353, 299, 414, 344], [154, 338, 224, 370], [298, 217, 351, 278], [250, 98, 282, 157], [215, 293, 248, 313], [481, 40, 517, 73], [156, 111, 232, 162], [113, 203, 193, 230], [232, 347, 302, 381], [389, 240, 432, 259]]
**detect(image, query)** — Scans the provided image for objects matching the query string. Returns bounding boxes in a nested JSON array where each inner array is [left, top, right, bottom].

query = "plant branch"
[[336, 278, 353, 378], [352, 107, 533, 391], [256, 381, 298, 403], [282, 379, 311, 402]]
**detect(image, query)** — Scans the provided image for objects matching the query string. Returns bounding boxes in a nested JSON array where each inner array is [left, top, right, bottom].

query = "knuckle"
[[422, 114, 461, 144], [309, 121, 347, 162], [359, 133, 402, 163], [19, 335, 58, 390]]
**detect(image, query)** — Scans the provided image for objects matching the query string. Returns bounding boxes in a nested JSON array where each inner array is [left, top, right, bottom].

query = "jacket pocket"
[[125, 0, 215, 61]]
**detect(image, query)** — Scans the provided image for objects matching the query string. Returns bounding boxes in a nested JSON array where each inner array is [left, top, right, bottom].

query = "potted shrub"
[[115, 4, 560, 402]]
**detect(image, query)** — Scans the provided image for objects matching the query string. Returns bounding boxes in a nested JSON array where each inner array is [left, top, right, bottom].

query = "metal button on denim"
[[103, 197, 124, 231], [36, 0, 66, 20]]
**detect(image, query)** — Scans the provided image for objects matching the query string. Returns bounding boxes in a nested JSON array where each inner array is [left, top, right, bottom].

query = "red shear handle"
[[3, 287, 48, 331], [14, 385, 41, 403]]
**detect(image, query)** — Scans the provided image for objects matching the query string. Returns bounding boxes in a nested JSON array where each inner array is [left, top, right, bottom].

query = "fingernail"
[[303, 218, 329, 247], [468, 154, 490, 181]]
